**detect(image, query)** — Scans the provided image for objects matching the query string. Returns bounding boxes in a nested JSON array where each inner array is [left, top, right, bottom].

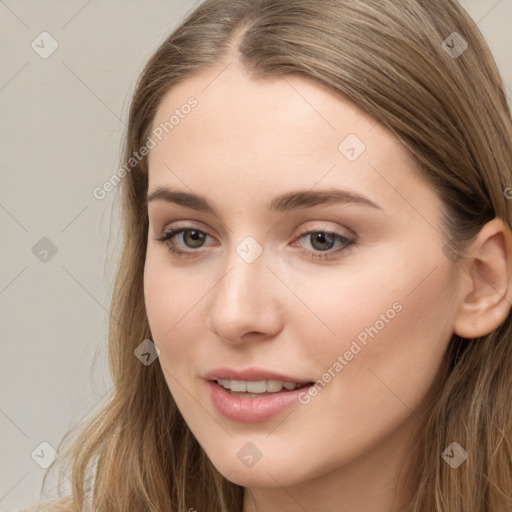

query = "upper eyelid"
[[158, 221, 351, 234]]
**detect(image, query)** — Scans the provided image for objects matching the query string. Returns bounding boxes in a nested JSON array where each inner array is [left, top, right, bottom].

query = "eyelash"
[[154, 226, 355, 261]]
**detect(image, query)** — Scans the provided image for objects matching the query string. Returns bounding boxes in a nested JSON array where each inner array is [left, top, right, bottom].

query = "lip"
[[207, 380, 313, 423], [203, 367, 312, 383]]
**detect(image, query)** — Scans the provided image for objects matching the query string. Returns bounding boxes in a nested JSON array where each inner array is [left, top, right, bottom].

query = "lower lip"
[[207, 380, 312, 423]]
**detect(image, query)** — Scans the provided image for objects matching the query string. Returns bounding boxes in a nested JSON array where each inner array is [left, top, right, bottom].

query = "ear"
[[453, 218, 512, 338]]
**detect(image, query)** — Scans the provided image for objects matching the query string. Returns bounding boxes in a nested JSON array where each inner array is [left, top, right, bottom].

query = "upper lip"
[[204, 367, 313, 384]]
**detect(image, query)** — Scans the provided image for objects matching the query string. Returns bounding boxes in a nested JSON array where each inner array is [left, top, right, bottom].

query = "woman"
[[29, 0, 512, 510]]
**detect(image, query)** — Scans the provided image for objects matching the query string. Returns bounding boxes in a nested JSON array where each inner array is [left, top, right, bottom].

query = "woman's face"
[[144, 64, 461, 498]]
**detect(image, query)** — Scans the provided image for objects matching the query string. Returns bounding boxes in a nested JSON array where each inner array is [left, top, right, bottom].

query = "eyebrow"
[[146, 186, 382, 213]]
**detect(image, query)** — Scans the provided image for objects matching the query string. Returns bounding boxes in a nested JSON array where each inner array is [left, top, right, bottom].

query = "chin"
[[222, 467, 293, 488], [207, 449, 309, 488]]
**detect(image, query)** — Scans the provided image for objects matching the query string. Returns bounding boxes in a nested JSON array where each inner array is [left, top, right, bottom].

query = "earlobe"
[[453, 218, 512, 339]]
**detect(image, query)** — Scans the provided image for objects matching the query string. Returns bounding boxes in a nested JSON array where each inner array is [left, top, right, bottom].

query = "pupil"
[[312, 232, 334, 251], [185, 230, 205, 248]]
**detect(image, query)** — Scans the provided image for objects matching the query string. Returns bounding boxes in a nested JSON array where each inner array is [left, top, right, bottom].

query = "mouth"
[[212, 378, 315, 397], [207, 378, 316, 422]]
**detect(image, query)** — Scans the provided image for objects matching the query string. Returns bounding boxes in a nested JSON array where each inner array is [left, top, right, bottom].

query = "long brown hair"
[[39, 1, 512, 510]]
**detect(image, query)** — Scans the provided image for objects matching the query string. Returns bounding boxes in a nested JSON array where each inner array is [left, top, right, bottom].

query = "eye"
[[293, 230, 355, 260], [154, 226, 355, 261], [155, 227, 213, 257]]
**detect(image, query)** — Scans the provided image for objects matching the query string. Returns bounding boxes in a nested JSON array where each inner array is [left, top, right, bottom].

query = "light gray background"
[[0, 1, 510, 509]]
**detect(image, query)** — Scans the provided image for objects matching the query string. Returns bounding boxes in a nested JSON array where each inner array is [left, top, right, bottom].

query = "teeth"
[[216, 379, 307, 393], [247, 381, 267, 393], [230, 380, 247, 392], [267, 380, 284, 392]]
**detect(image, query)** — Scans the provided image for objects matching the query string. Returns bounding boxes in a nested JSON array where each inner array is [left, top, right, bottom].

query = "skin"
[[143, 62, 512, 512]]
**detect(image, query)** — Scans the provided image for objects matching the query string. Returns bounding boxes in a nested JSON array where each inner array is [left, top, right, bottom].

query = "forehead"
[[147, 64, 437, 218], [151, 64, 381, 148]]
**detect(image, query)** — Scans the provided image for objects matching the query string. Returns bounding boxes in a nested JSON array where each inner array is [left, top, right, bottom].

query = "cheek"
[[144, 248, 199, 327], [143, 253, 212, 376], [292, 249, 457, 443]]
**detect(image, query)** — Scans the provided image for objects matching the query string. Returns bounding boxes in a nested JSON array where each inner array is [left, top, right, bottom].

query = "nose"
[[207, 246, 284, 344]]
